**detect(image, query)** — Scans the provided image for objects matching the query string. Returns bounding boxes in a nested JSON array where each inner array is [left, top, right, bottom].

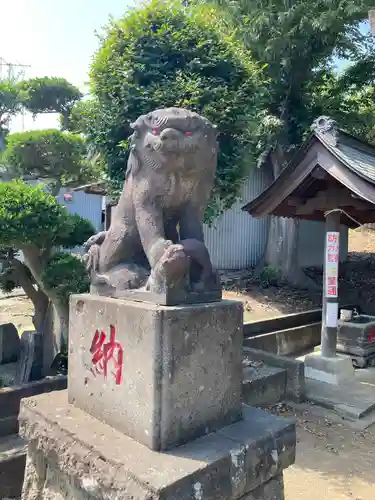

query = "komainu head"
[[129, 107, 218, 173]]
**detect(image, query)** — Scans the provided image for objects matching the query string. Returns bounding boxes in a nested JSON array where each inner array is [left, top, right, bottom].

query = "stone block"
[[42, 303, 62, 376], [241, 474, 284, 500], [243, 348, 305, 403], [98, 268, 222, 306], [243, 364, 286, 407], [68, 294, 243, 451], [337, 315, 375, 359], [0, 375, 67, 421], [0, 415, 18, 437], [0, 323, 20, 364], [304, 352, 354, 385], [14, 330, 43, 385], [19, 391, 295, 500], [0, 434, 27, 499]]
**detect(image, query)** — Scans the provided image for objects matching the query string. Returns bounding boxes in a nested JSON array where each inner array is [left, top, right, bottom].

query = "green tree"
[[0, 181, 93, 359], [61, 99, 97, 135], [2, 129, 102, 194], [0, 81, 21, 151], [87, 0, 267, 219], [0, 76, 99, 374], [18, 77, 83, 129], [203, 0, 375, 283]]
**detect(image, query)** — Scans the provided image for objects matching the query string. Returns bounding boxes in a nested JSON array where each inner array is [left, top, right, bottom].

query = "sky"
[[0, 2, 371, 133], [1, 0, 134, 132]]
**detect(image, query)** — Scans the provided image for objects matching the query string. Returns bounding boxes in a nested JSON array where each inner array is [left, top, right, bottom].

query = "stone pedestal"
[[0, 322, 20, 364], [19, 391, 295, 500], [304, 351, 354, 385], [20, 293, 296, 500], [68, 294, 243, 451], [337, 315, 375, 368]]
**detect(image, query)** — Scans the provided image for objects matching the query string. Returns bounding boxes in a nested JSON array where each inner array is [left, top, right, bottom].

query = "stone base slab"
[[19, 391, 295, 500], [68, 294, 243, 451], [304, 352, 354, 385], [91, 269, 222, 306]]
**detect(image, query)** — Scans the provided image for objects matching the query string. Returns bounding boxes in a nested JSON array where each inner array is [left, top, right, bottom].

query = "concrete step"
[[242, 362, 287, 407], [0, 434, 26, 499], [305, 378, 375, 423]]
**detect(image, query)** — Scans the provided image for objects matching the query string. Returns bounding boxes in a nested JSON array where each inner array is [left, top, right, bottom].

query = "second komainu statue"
[[84, 107, 222, 305]]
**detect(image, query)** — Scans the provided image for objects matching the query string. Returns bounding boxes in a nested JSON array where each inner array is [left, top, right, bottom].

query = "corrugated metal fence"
[[203, 166, 272, 270], [56, 188, 103, 233], [56, 188, 103, 254]]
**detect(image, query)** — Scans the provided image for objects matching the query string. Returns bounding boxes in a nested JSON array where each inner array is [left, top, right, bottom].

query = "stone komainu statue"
[[84, 107, 221, 304]]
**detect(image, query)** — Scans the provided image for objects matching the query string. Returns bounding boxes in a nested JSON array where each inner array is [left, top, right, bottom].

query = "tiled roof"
[[242, 116, 375, 223], [320, 133, 375, 185]]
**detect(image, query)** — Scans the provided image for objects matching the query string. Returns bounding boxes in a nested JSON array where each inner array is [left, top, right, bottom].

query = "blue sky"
[[1, 2, 371, 132], [1, 0, 133, 131]]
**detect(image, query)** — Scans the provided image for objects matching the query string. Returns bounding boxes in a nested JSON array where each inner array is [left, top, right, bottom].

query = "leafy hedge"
[[0, 181, 94, 248], [88, 0, 267, 219]]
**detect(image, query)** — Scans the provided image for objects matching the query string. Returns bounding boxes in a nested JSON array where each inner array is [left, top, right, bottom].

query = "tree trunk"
[[9, 258, 50, 333], [262, 147, 317, 288], [21, 246, 69, 372], [264, 216, 301, 282]]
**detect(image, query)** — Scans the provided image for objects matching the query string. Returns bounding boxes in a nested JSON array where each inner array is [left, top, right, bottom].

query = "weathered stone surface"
[[304, 352, 354, 385], [68, 294, 243, 451], [42, 303, 62, 377], [240, 474, 284, 500], [0, 322, 20, 364], [243, 348, 305, 403], [0, 375, 67, 425], [243, 364, 286, 407], [0, 434, 26, 499], [84, 107, 221, 305], [337, 315, 375, 366], [19, 391, 295, 500], [14, 330, 43, 385]]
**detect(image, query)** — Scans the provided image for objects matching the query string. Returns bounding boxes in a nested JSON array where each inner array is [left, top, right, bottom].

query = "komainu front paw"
[[149, 239, 174, 268], [146, 244, 189, 293]]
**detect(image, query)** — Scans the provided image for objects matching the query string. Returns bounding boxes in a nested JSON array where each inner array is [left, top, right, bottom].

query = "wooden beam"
[[311, 167, 328, 180], [287, 197, 305, 206], [295, 188, 372, 215]]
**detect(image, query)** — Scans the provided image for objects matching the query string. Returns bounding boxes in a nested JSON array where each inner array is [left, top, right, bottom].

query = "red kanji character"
[[328, 253, 338, 263], [368, 328, 375, 343], [328, 234, 338, 243], [89, 325, 123, 385], [327, 277, 337, 286], [327, 286, 337, 296], [90, 329, 106, 376], [103, 325, 123, 385], [327, 245, 339, 254]]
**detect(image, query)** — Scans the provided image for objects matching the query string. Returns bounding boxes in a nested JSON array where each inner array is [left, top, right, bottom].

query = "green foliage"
[[0, 81, 21, 150], [0, 180, 94, 249], [309, 73, 375, 140], [2, 129, 100, 187], [42, 252, 90, 306], [62, 99, 97, 135], [204, 0, 375, 157], [259, 265, 281, 287], [89, 0, 267, 217], [56, 213, 95, 248], [18, 77, 82, 117], [0, 266, 17, 294], [0, 81, 21, 125]]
